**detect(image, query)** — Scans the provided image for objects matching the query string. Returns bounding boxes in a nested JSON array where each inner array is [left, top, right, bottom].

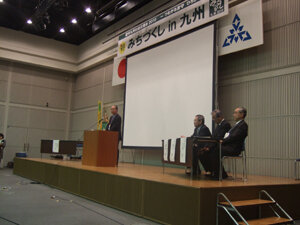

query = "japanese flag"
[[112, 56, 126, 86]]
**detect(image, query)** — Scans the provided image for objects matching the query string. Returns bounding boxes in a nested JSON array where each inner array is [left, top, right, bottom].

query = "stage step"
[[219, 199, 274, 207], [238, 216, 293, 225], [217, 191, 294, 225]]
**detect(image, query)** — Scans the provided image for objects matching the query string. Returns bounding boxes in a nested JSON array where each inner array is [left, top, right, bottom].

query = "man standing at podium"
[[106, 105, 122, 164]]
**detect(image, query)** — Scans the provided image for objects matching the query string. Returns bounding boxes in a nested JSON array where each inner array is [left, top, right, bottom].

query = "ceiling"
[[0, 0, 153, 45]]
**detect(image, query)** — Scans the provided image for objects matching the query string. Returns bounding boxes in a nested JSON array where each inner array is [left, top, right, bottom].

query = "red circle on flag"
[[118, 59, 126, 78]]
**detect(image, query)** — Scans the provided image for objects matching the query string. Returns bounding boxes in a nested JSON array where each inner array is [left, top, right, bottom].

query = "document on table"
[[52, 140, 60, 153], [180, 137, 187, 163], [163, 139, 169, 161], [170, 138, 176, 162]]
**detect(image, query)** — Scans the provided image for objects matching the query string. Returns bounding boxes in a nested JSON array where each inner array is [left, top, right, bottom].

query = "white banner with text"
[[117, 0, 228, 57]]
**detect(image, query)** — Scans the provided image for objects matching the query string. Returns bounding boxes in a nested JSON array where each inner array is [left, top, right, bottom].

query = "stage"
[[14, 158, 300, 225]]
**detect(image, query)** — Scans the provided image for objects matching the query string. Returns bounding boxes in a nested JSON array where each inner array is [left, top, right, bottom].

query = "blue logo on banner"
[[222, 14, 252, 47]]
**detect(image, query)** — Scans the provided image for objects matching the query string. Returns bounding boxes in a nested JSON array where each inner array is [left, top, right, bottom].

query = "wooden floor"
[[26, 158, 300, 188]]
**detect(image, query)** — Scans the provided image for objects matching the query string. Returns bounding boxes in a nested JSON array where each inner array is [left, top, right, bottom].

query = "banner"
[[97, 101, 102, 130], [218, 0, 263, 56], [112, 56, 126, 86], [118, 0, 228, 57]]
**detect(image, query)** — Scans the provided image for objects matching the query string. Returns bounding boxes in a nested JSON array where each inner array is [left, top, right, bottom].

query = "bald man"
[[106, 105, 122, 140], [211, 107, 248, 179]]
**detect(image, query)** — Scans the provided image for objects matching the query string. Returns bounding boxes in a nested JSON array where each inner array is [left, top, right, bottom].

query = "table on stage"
[[40, 140, 83, 156], [162, 137, 222, 180]]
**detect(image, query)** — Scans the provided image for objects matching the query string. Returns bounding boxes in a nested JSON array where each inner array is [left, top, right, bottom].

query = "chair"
[[222, 150, 247, 181], [294, 159, 300, 180], [220, 141, 247, 181]]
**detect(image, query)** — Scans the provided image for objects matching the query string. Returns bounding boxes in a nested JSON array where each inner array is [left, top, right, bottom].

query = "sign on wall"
[[218, 0, 263, 56], [117, 0, 228, 58]]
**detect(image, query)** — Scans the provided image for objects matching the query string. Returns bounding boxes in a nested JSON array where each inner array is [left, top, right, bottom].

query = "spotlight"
[[26, 19, 33, 24], [59, 27, 65, 33], [85, 7, 91, 13], [71, 18, 77, 24], [92, 13, 115, 33], [116, 1, 128, 10], [0, 0, 3, 3]]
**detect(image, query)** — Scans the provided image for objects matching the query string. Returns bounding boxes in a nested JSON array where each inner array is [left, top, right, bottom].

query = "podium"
[[82, 130, 119, 167]]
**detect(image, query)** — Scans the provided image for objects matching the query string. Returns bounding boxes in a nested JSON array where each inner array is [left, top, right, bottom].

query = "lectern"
[[82, 130, 119, 167]]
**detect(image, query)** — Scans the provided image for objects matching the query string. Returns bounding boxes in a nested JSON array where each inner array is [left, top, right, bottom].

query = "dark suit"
[[191, 125, 211, 138], [106, 114, 122, 165], [106, 114, 122, 140], [203, 120, 231, 172], [213, 120, 231, 140], [211, 120, 248, 176], [191, 125, 211, 174], [222, 120, 248, 152]]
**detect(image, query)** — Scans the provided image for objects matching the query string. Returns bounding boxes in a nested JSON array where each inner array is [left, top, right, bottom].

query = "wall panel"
[[70, 109, 98, 134], [0, 105, 5, 129], [1, 62, 71, 166], [0, 61, 9, 102], [72, 85, 103, 110], [219, 22, 300, 78]]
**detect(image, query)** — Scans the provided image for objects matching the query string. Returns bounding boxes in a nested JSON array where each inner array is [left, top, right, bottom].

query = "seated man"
[[211, 109, 232, 140], [200, 109, 231, 175], [190, 115, 211, 175], [210, 107, 248, 179]]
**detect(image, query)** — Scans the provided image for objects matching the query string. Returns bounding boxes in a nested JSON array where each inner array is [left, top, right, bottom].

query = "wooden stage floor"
[[14, 158, 300, 225], [18, 158, 300, 188]]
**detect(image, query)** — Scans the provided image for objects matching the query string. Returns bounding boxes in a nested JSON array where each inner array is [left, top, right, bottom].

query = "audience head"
[[0, 133, 3, 139], [233, 107, 247, 121], [211, 109, 224, 124], [110, 105, 118, 115], [194, 114, 205, 127]]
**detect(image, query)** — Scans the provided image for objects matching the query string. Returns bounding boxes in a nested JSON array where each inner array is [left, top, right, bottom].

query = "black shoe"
[[192, 168, 201, 176], [222, 172, 228, 179], [205, 173, 213, 178], [211, 172, 228, 180]]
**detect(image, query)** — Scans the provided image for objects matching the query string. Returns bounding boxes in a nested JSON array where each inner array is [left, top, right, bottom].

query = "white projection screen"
[[123, 24, 215, 148]]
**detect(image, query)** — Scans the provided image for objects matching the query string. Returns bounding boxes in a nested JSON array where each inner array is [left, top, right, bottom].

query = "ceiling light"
[[26, 19, 33, 24], [71, 18, 77, 24], [59, 27, 65, 33], [0, 0, 3, 3], [85, 7, 91, 13], [118, 2, 128, 9]]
